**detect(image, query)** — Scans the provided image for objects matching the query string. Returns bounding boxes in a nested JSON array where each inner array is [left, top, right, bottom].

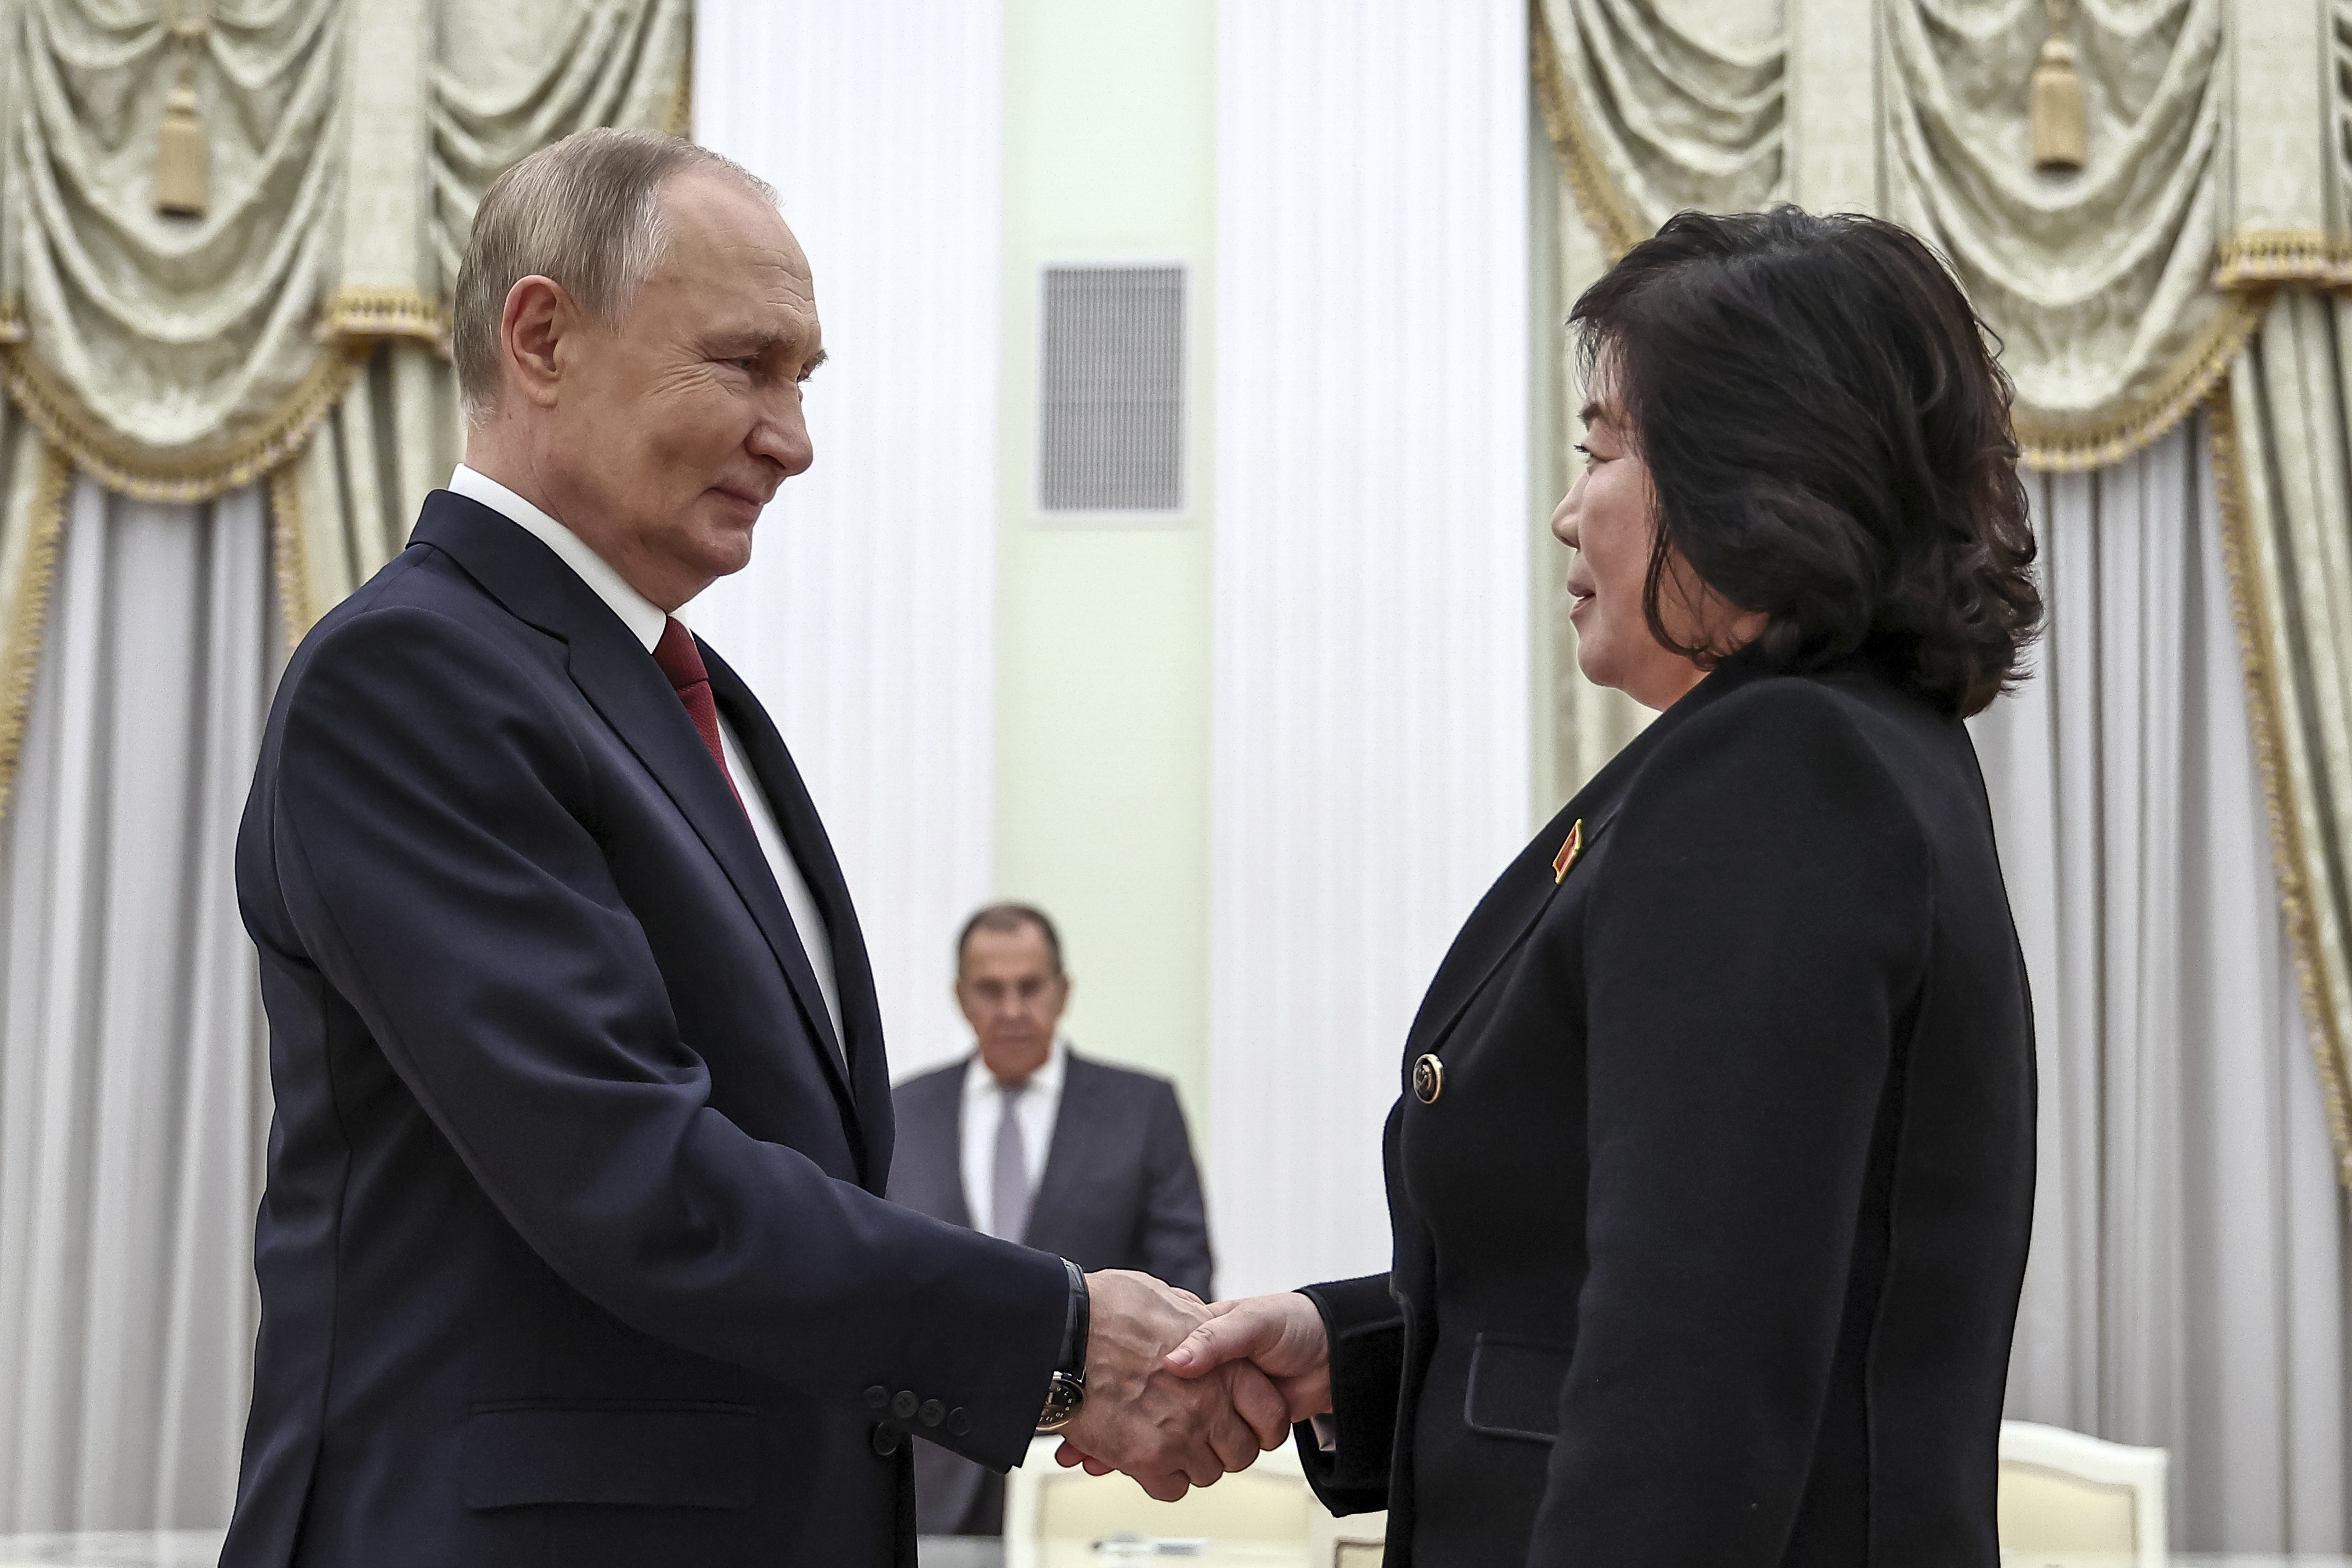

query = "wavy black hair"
[[1570, 206, 2041, 717]]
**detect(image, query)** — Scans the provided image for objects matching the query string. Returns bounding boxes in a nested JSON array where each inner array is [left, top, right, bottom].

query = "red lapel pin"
[[1552, 818, 1585, 884]]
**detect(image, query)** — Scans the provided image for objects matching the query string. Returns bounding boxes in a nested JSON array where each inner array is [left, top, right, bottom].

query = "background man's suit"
[[220, 489, 1070, 1568], [890, 1051, 1211, 1533]]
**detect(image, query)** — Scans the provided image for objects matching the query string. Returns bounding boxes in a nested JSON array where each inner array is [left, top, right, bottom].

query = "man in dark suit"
[[890, 903, 1213, 1533], [218, 128, 1279, 1568]]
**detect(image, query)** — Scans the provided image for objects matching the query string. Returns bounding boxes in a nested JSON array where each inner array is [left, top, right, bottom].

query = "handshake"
[[1053, 1271, 1338, 1502]]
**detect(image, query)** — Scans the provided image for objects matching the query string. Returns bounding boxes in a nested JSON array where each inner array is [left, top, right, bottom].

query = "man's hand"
[[1053, 1271, 1291, 1501], [1163, 1292, 1333, 1425]]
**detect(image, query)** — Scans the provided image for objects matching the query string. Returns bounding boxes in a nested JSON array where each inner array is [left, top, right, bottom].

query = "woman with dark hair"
[[1161, 207, 2043, 1566]]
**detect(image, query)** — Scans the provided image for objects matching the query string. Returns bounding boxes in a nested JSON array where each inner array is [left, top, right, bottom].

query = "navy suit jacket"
[[220, 492, 1069, 1568]]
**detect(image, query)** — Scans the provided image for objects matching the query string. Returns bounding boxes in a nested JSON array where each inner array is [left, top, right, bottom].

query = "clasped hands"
[[1056, 1272, 1334, 1502]]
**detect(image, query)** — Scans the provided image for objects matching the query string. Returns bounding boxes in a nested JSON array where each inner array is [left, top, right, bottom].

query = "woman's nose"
[[1552, 490, 1580, 547]]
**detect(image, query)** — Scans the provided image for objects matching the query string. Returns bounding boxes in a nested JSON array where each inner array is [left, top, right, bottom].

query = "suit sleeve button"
[[891, 1390, 920, 1421], [871, 1423, 902, 1457], [946, 1407, 972, 1437], [864, 1385, 890, 1411], [919, 1399, 946, 1428]]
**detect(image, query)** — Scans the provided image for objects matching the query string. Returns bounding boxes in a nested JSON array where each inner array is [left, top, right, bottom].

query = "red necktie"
[[653, 617, 743, 809]]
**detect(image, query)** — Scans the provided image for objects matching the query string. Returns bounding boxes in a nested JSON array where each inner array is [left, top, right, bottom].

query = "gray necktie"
[[990, 1079, 1032, 1242]]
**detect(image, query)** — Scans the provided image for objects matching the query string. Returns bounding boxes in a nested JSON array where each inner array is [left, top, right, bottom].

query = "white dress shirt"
[[957, 1035, 1070, 1237], [446, 464, 845, 1048]]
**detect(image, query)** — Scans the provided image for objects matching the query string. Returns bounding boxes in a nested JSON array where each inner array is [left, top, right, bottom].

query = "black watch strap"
[[1056, 1258, 1089, 1376]]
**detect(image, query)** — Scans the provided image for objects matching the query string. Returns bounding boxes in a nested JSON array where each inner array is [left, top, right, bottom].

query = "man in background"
[[891, 904, 1213, 1535]]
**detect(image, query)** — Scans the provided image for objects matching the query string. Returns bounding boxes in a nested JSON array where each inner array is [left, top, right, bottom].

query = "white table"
[[0, 1535, 223, 1568]]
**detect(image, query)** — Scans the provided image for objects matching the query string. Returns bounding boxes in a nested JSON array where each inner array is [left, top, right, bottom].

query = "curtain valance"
[[0, 0, 690, 505], [1532, 0, 2346, 471]]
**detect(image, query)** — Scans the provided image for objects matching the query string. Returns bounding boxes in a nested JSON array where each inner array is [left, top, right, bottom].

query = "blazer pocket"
[[462, 1400, 759, 1511], [1463, 1334, 1572, 1445]]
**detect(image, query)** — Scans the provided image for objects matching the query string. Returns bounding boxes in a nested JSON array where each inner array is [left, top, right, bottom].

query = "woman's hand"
[[1162, 1292, 1333, 1425]]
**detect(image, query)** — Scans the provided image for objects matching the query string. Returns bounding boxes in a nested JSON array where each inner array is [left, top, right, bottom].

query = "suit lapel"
[[1024, 1055, 1098, 1244], [1401, 802, 1618, 1061], [701, 650, 897, 1174], [1400, 656, 1773, 1061], [407, 495, 862, 1133], [938, 1075, 974, 1230]]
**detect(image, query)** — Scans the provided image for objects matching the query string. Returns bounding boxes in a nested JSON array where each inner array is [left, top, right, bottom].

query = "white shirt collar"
[[961, 1034, 1070, 1101], [448, 464, 668, 653]]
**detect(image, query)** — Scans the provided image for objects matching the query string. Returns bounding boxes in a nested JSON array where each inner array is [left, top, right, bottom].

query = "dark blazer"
[[889, 1051, 1212, 1530], [1296, 651, 2036, 1568], [220, 491, 1070, 1568]]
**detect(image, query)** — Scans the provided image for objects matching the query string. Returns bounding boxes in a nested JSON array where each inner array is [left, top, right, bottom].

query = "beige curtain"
[[274, 0, 694, 642], [1529, 0, 2330, 468], [2217, 295, 2352, 1194], [1526, 97, 1651, 812], [0, 0, 691, 812], [0, 397, 68, 827]]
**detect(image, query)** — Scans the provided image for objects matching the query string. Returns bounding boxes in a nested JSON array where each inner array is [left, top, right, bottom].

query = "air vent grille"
[[1037, 264, 1186, 512]]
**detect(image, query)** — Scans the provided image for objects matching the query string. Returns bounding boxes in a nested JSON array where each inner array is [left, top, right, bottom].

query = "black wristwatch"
[[1037, 1259, 1088, 1432]]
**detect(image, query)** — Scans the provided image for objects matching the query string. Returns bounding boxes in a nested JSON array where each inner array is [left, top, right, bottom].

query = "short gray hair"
[[451, 128, 776, 424]]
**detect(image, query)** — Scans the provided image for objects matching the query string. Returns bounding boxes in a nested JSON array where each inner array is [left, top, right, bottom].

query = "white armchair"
[[1997, 1419, 2169, 1568], [1002, 1436, 1315, 1565]]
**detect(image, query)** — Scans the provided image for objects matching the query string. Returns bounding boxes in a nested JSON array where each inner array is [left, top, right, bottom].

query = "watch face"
[[1037, 1372, 1085, 1433]]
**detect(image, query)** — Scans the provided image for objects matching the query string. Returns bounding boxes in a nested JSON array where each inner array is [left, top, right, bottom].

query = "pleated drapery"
[[0, 479, 272, 1532], [1974, 423, 2352, 1552], [2220, 295, 2352, 1196]]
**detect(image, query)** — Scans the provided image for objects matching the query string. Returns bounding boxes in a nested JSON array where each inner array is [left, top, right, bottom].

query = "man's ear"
[[500, 275, 574, 411]]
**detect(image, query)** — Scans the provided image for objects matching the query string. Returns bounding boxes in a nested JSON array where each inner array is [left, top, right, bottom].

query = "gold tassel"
[[153, 15, 210, 218], [2030, 1, 2085, 172]]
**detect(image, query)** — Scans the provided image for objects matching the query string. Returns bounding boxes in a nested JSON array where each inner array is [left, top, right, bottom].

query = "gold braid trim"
[[2012, 291, 2269, 471], [267, 452, 319, 651], [1529, 0, 1642, 263], [0, 442, 73, 827], [0, 340, 368, 504], [2210, 377, 2352, 1195], [322, 286, 447, 353], [2215, 229, 2352, 292]]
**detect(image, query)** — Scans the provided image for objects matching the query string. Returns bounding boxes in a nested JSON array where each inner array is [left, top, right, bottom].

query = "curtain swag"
[[0, 0, 693, 827], [0, 0, 693, 504], [1530, 0, 2351, 472]]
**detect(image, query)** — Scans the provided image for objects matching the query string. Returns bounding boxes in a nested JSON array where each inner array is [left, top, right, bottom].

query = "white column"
[[1209, 1, 1532, 1297], [689, 2, 1002, 1077]]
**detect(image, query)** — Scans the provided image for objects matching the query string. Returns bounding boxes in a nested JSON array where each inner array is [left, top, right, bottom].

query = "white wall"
[[1208, 0, 1534, 1296], [689, 1, 1004, 1077]]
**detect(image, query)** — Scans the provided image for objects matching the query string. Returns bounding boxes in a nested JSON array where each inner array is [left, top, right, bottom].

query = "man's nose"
[[751, 391, 815, 478]]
